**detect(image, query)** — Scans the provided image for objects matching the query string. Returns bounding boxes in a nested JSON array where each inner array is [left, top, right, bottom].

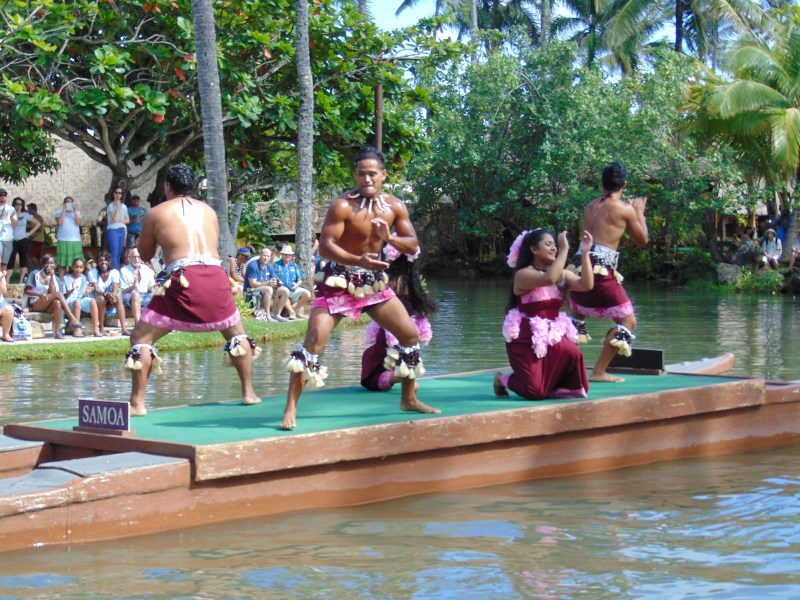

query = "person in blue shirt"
[[244, 247, 290, 322], [274, 245, 311, 318], [126, 195, 148, 248]]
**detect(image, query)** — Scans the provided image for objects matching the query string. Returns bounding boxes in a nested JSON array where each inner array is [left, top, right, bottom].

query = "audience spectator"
[[775, 208, 791, 245], [63, 257, 102, 337], [789, 236, 800, 270], [244, 247, 290, 322], [126, 195, 147, 248], [26, 202, 45, 270], [0, 189, 17, 274], [119, 247, 156, 324], [274, 244, 311, 318], [106, 186, 129, 269], [55, 196, 84, 278], [731, 226, 763, 269], [23, 254, 82, 339], [0, 270, 15, 342], [761, 228, 782, 270], [87, 250, 130, 335], [8, 197, 40, 284], [227, 247, 251, 295]]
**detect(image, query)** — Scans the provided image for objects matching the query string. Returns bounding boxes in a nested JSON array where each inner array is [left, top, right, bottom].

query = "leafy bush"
[[734, 269, 785, 294]]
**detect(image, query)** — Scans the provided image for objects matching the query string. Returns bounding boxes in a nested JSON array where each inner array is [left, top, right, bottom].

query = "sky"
[[372, 1, 437, 31]]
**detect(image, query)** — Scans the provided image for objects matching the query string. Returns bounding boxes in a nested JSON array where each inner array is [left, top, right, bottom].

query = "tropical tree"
[[191, 0, 235, 255], [690, 14, 800, 260], [296, 0, 315, 283], [410, 40, 745, 272], [0, 0, 450, 234]]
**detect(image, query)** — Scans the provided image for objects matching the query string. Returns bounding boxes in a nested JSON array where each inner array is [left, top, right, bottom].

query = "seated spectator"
[[119, 248, 155, 325], [63, 258, 102, 337], [125, 195, 147, 248], [761, 228, 782, 270], [87, 250, 130, 336], [274, 244, 311, 319], [789, 236, 800, 270], [0, 270, 15, 342], [731, 227, 763, 269], [244, 247, 290, 322], [227, 246, 251, 295], [22, 254, 82, 339], [8, 197, 40, 284]]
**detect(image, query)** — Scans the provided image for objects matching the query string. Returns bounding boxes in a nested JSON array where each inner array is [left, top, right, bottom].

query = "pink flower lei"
[[384, 243, 421, 263], [506, 231, 529, 268]]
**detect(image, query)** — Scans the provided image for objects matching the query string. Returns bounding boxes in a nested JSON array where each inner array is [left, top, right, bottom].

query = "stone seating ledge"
[[5, 283, 133, 338]]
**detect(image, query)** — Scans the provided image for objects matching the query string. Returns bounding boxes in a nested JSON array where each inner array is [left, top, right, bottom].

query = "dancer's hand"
[[371, 218, 391, 241], [632, 197, 647, 213], [579, 230, 593, 254], [359, 253, 390, 270], [557, 231, 569, 253]]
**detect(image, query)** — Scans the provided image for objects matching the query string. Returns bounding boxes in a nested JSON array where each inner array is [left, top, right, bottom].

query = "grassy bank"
[[0, 317, 360, 363]]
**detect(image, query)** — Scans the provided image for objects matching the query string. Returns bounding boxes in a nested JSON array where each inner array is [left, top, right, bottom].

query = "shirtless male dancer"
[[126, 163, 260, 415], [281, 147, 440, 430], [568, 162, 648, 383]]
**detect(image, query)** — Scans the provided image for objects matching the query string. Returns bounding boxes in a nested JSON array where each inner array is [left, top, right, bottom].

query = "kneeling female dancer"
[[494, 228, 594, 400]]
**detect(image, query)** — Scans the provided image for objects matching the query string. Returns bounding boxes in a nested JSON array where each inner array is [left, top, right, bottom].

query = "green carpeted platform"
[[24, 371, 737, 446]]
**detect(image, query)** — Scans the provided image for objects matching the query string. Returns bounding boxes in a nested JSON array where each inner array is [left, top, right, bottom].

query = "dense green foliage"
[[408, 39, 747, 274]]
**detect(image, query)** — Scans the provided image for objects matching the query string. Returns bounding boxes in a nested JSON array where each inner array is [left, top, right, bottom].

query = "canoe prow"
[[666, 352, 735, 376]]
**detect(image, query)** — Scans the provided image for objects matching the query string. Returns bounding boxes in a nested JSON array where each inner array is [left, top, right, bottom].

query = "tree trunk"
[[540, 0, 550, 47], [191, 0, 235, 258], [675, 0, 684, 53], [359, 0, 368, 14], [296, 0, 315, 285], [471, 0, 478, 31]]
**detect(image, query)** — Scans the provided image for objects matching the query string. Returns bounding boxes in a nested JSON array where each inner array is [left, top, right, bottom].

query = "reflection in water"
[[0, 449, 797, 598]]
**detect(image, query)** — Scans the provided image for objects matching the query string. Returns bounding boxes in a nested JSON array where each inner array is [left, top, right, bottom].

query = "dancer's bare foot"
[[400, 397, 441, 414], [242, 395, 262, 406], [493, 372, 510, 398], [280, 408, 296, 430], [130, 404, 147, 416], [590, 372, 625, 383]]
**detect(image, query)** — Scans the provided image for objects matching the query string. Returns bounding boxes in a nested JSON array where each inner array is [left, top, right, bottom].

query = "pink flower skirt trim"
[[501, 311, 578, 358], [313, 287, 396, 320], [569, 300, 634, 320], [140, 308, 240, 333], [364, 315, 433, 348]]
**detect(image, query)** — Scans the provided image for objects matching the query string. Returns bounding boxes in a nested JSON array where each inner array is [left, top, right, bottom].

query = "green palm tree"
[[693, 17, 800, 259], [603, 0, 766, 65], [553, 0, 663, 73]]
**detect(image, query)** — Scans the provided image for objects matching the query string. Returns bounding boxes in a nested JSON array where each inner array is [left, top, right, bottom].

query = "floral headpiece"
[[384, 243, 421, 263], [506, 228, 542, 268]]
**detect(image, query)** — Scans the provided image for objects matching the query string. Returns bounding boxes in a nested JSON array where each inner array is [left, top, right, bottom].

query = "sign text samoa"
[[78, 399, 130, 432]]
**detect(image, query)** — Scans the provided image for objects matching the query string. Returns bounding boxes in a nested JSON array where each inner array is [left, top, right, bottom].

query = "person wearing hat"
[[274, 244, 311, 319], [761, 228, 782, 270], [227, 246, 251, 295]]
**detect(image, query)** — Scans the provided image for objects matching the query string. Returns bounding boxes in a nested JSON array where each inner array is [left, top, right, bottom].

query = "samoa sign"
[[78, 399, 130, 432]]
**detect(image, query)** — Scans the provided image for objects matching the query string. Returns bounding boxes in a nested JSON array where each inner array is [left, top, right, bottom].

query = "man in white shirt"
[[0, 190, 19, 273], [119, 247, 156, 324]]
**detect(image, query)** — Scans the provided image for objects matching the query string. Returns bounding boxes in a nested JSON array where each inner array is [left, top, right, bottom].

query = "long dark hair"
[[386, 255, 438, 317], [505, 228, 553, 314]]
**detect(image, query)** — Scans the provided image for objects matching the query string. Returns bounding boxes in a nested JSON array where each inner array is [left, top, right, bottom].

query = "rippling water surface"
[[0, 279, 799, 597], [0, 450, 798, 598]]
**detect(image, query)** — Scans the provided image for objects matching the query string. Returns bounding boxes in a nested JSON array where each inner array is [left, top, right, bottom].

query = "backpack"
[[11, 303, 32, 340]]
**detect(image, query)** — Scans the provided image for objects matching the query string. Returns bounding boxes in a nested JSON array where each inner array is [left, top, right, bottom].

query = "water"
[[0, 279, 799, 597]]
